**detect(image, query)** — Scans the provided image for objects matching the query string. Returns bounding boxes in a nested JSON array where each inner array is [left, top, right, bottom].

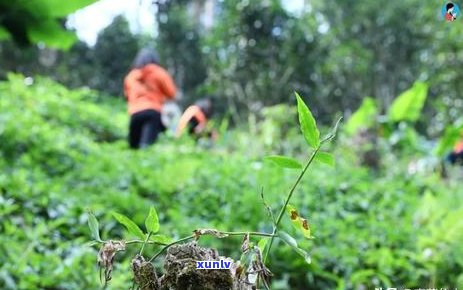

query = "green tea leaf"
[[112, 212, 145, 240], [388, 82, 428, 122], [345, 97, 377, 135], [145, 206, 160, 234], [258, 237, 270, 253], [278, 231, 298, 248], [87, 210, 101, 242], [314, 152, 335, 167], [278, 231, 311, 264], [150, 234, 172, 244], [286, 204, 312, 239], [264, 155, 302, 169], [295, 92, 320, 149]]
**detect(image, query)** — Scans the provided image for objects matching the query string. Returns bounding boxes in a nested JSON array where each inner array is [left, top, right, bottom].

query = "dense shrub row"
[[0, 75, 462, 289]]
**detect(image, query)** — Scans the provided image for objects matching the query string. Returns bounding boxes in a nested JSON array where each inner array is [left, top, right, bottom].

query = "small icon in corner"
[[442, 2, 460, 22]]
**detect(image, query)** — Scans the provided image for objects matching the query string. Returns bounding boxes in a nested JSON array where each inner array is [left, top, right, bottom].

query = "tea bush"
[[0, 74, 462, 289]]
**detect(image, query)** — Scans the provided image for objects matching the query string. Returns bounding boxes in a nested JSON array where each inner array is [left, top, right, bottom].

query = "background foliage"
[[1, 0, 463, 289], [0, 0, 97, 48], [1, 74, 462, 289], [1, 0, 462, 129]]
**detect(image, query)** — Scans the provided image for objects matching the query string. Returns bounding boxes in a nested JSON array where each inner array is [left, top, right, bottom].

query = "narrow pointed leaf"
[[145, 206, 160, 234], [278, 231, 311, 264], [112, 212, 145, 240], [323, 116, 343, 142], [264, 155, 302, 169], [331, 116, 343, 136], [314, 152, 335, 167], [278, 231, 298, 248], [87, 210, 101, 242], [150, 234, 172, 244], [295, 92, 320, 149]]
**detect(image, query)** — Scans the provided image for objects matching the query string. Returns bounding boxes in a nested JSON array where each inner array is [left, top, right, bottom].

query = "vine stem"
[[148, 235, 195, 262], [92, 239, 168, 246], [126, 239, 165, 245], [139, 231, 153, 255], [264, 146, 320, 263], [147, 230, 276, 263], [219, 231, 275, 237]]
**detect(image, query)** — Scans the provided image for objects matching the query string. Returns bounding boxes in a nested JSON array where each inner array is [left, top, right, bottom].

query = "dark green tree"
[[154, 0, 208, 105], [203, 0, 321, 120], [0, 40, 40, 79], [54, 40, 99, 89], [93, 15, 141, 96]]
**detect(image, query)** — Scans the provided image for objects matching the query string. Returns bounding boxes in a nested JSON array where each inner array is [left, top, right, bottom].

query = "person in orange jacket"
[[175, 98, 213, 138], [124, 48, 176, 149], [447, 138, 463, 165]]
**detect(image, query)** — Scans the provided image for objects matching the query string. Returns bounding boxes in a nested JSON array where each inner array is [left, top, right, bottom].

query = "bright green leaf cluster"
[[111, 207, 162, 239], [345, 97, 377, 135], [263, 92, 340, 265], [264, 92, 337, 171], [389, 82, 428, 122]]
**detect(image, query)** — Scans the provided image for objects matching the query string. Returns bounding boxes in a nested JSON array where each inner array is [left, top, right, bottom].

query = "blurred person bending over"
[[124, 48, 176, 149], [175, 98, 215, 139], [447, 138, 463, 165]]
